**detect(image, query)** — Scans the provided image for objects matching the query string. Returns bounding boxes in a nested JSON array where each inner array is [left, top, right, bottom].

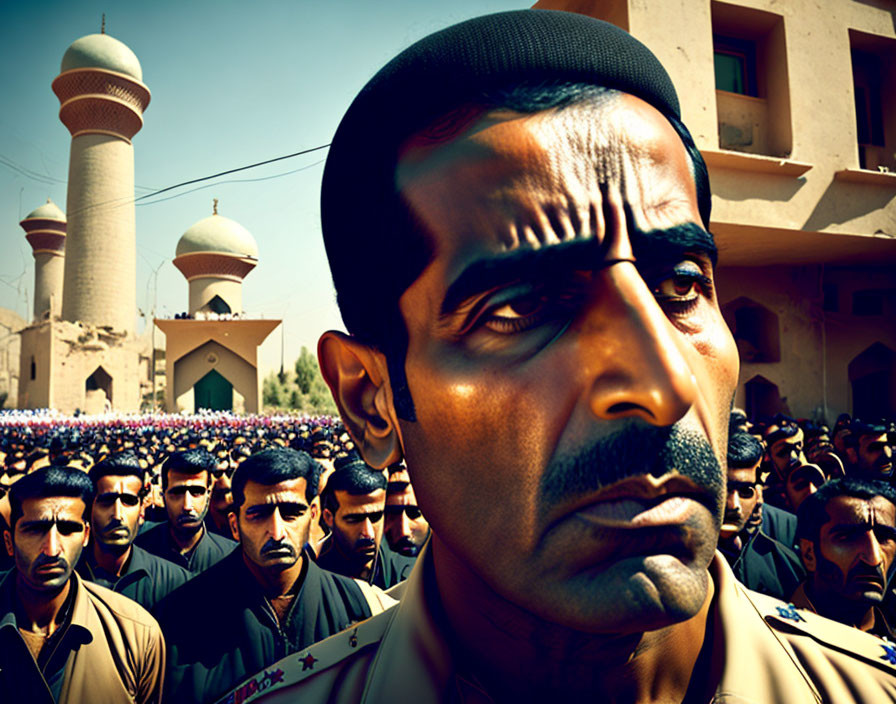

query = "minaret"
[[52, 22, 150, 334], [173, 201, 259, 316], [19, 200, 66, 320]]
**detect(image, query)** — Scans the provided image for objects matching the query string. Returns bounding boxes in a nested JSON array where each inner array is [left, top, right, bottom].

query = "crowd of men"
[[0, 406, 892, 702], [3, 7, 896, 703], [0, 411, 428, 702]]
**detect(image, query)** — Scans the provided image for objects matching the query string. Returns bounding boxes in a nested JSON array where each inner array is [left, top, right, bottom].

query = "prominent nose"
[[726, 490, 741, 512], [43, 525, 61, 557], [113, 498, 124, 521], [360, 518, 376, 540], [860, 531, 885, 567], [586, 263, 697, 426], [269, 508, 286, 542], [183, 491, 195, 510], [399, 511, 411, 538]]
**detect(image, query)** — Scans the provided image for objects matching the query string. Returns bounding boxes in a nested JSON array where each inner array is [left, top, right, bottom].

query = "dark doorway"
[[194, 369, 232, 411], [849, 343, 895, 419], [744, 375, 783, 420], [85, 366, 113, 403]]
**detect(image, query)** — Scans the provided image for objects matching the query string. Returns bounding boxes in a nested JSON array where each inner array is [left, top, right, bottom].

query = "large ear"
[[799, 539, 816, 573], [318, 331, 403, 469], [3, 530, 12, 558]]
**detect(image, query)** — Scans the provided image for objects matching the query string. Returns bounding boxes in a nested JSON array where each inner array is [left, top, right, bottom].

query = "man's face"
[[210, 464, 234, 517], [856, 433, 893, 478], [769, 430, 805, 478], [386, 469, 429, 557], [392, 95, 738, 632], [784, 465, 825, 513], [811, 495, 896, 605], [92, 475, 143, 549], [5, 497, 89, 592], [720, 465, 760, 539], [324, 489, 385, 568], [164, 470, 210, 535], [234, 478, 316, 571]]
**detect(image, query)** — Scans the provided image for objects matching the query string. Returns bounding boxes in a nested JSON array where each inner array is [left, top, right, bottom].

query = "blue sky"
[[0, 0, 525, 374]]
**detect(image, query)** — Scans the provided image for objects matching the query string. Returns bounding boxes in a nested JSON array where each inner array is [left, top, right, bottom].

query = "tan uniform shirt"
[[220, 550, 896, 703]]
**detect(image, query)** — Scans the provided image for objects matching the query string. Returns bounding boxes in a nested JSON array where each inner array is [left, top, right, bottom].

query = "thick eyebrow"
[[245, 501, 308, 517], [440, 222, 717, 315], [19, 518, 84, 532]]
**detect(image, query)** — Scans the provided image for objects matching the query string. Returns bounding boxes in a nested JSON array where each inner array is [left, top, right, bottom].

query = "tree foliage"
[[263, 347, 337, 415]]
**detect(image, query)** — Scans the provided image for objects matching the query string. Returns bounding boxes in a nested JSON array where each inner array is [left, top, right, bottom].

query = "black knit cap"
[[322, 9, 682, 343]]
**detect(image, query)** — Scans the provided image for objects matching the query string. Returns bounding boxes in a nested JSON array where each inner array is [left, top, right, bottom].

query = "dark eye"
[[483, 292, 552, 334], [652, 261, 710, 313]]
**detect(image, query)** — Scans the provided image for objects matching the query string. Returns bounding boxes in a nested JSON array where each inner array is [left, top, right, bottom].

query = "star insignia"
[[775, 604, 805, 623], [300, 653, 318, 671], [881, 644, 896, 665]]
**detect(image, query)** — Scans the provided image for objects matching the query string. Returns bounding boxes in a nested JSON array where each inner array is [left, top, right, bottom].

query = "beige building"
[[0, 308, 25, 408], [538, 0, 896, 421], [155, 207, 280, 414], [17, 29, 152, 414]]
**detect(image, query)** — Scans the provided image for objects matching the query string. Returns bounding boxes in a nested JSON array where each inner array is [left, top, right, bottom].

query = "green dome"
[[177, 214, 258, 258], [24, 200, 66, 222], [61, 33, 142, 81]]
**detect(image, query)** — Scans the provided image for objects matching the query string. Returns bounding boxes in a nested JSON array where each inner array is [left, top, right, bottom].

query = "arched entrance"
[[194, 369, 233, 411], [848, 342, 895, 419], [744, 375, 783, 420], [85, 366, 113, 413]]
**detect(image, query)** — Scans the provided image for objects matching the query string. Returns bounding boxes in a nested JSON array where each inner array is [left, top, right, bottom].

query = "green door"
[[194, 369, 232, 411]]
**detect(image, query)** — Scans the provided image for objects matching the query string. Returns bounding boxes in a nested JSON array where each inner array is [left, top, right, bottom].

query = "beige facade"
[[0, 308, 25, 408], [536, 0, 896, 421], [155, 319, 279, 414], [17, 319, 148, 413]]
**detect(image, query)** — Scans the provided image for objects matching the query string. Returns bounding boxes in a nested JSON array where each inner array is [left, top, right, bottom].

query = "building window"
[[714, 35, 757, 97], [711, 2, 791, 158], [849, 31, 895, 172], [30, 357, 35, 380]]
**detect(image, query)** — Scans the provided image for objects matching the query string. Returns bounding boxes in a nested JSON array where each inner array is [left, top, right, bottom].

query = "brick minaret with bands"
[[52, 30, 150, 334]]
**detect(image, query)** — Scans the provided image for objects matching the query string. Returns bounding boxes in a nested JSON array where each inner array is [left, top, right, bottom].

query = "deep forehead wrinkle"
[[440, 222, 716, 316]]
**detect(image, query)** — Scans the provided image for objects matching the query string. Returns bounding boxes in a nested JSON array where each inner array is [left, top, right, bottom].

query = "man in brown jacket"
[[230, 9, 896, 704], [0, 466, 165, 703]]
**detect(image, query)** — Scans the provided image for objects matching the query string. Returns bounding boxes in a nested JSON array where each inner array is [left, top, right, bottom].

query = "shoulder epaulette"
[[748, 589, 896, 675], [216, 604, 397, 704]]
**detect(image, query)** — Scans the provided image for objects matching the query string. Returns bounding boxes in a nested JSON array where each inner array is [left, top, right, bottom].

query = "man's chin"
[[504, 552, 713, 635]]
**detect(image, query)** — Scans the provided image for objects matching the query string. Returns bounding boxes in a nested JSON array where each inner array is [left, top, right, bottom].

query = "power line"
[[133, 144, 330, 203], [135, 158, 326, 208]]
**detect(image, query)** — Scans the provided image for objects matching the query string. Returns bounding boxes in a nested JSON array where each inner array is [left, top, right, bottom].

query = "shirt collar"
[[359, 550, 820, 704]]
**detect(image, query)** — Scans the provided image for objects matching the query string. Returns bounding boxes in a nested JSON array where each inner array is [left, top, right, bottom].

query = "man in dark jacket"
[[155, 447, 393, 704], [315, 459, 413, 589], [720, 431, 804, 600], [77, 452, 191, 611], [136, 448, 236, 574]]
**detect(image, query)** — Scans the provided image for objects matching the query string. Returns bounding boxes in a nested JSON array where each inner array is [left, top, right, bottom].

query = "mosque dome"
[[176, 214, 259, 259], [61, 33, 143, 81], [23, 200, 66, 222]]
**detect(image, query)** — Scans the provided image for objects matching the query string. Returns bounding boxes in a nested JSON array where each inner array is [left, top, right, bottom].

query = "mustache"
[[723, 509, 743, 524], [353, 538, 377, 551], [260, 539, 297, 558], [539, 423, 724, 518], [847, 562, 887, 586], [34, 555, 68, 571]]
